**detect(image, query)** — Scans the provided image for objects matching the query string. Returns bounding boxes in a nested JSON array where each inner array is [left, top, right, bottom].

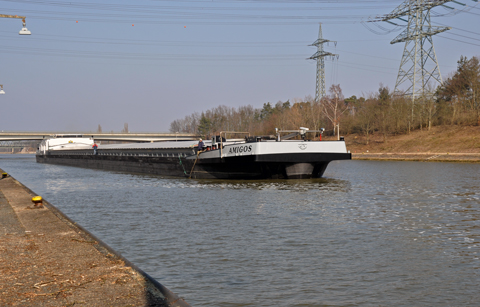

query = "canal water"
[[1, 154, 479, 306]]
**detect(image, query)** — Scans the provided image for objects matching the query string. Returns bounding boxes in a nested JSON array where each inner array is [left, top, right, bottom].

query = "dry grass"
[[338, 125, 480, 154]]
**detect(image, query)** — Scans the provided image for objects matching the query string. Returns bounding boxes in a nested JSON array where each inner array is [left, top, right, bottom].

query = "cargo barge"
[[36, 128, 351, 179]]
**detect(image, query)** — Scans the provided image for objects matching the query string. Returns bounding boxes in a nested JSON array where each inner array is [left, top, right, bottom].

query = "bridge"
[[0, 132, 199, 142], [0, 132, 199, 153]]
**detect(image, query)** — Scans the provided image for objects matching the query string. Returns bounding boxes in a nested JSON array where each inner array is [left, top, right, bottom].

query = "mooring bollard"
[[1, 172, 7, 179], [31, 196, 43, 208]]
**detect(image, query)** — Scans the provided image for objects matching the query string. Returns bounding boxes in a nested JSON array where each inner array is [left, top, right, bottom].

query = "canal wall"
[[352, 152, 480, 163], [0, 168, 190, 307]]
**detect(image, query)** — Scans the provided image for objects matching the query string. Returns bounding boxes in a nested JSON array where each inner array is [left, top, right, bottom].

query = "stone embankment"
[[0, 169, 190, 307], [352, 152, 480, 163]]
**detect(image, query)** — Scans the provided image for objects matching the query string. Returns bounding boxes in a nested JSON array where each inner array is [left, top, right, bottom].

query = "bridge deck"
[[0, 132, 199, 142]]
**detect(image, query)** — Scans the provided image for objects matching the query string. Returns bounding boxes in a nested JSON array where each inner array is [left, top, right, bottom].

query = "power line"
[[0, 44, 311, 61], [442, 31, 480, 43], [0, 31, 310, 47], [333, 61, 398, 76], [324, 47, 399, 62], [433, 21, 480, 37], [0, 0, 399, 25], [437, 34, 480, 47]]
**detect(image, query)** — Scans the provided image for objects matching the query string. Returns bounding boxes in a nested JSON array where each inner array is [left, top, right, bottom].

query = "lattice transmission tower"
[[375, 0, 454, 100], [308, 24, 338, 102]]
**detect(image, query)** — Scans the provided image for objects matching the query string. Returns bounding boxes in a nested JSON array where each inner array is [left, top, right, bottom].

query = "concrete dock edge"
[[0, 169, 191, 307], [352, 152, 480, 163]]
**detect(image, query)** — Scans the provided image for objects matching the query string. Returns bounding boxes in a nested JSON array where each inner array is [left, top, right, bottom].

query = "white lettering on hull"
[[228, 145, 253, 155], [219, 141, 347, 158]]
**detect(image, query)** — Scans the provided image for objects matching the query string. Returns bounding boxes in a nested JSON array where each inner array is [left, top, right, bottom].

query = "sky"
[[0, 0, 479, 133]]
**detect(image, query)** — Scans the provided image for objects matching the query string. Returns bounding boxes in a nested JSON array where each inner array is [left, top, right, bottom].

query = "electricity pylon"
[[308, 24, 338, 102], [375, 1, 452, 100]]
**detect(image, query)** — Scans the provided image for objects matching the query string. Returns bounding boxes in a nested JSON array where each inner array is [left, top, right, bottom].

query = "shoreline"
[[0, 168, 190, 306], [352, 152, 480, 163], [2, 151, 480, 163]]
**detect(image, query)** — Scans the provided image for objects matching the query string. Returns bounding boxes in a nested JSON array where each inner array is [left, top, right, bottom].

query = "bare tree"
[[323, 84, 349, 139], [354, 97, 377, 145], [306, 96, 324, 133], [121, 123, 129, 133], [377, 85, 391, 142], [169, 112, 201, 133]]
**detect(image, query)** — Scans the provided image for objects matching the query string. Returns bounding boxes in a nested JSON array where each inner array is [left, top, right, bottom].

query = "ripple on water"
[[1, 156, 480, 306]]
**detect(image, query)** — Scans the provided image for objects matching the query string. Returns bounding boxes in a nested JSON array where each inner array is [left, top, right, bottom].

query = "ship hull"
[[36, 152, 351, 179], [36, 138, 351, 179]]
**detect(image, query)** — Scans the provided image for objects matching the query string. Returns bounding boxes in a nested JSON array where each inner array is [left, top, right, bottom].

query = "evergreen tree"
[[197, 113, 212, 138], [436, 56, 480, 125]]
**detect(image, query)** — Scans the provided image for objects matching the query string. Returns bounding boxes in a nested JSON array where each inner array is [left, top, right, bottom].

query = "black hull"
[[36, 152, 351, 179]]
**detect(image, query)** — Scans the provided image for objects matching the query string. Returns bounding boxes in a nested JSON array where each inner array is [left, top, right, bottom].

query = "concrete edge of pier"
[[0, 168, 191, 307], [352, 152, 480, 163]]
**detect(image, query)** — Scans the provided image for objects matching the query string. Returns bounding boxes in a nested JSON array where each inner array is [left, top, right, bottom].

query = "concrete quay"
[[0, 169, 190, 307], [352, 152, 480, 163]]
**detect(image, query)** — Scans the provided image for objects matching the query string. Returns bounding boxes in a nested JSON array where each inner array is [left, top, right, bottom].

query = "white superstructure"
[[38, 135, 94, 154]]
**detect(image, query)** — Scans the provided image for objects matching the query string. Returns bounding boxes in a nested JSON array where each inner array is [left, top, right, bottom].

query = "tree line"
[[170, 55, 480, 144]]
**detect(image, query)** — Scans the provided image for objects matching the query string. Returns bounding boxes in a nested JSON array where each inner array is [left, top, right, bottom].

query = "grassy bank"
[[334, 125, 480, 162], [343, 125, 480, 154]]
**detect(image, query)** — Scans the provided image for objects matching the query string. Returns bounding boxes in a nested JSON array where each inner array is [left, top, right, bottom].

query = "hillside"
[[339, 125, 480, 153], [331, 125, 480, 162]]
